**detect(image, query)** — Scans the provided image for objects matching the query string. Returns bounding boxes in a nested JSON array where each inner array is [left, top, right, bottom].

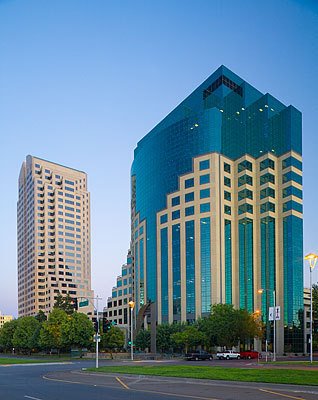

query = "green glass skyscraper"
[[131, 65, 303, 352]]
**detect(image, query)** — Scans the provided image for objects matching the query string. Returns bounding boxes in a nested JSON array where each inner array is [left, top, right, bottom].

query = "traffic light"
[[73, 298, 78, 311], [102, 318, 111, 332], [92, 317, 98, 333]]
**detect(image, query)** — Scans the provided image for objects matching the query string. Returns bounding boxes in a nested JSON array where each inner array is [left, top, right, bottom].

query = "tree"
[[235, 308, 262, 346], [62, 312, 94, 349], [209, 304, 238, 348], [156, 323, 184, 353], [171, 325, 206, 353], [0, 319, 18, 352], [135, 329, 151, 351], [39, 308, 69, 353], [35, 310, 47, 323], [101, 326, 125, 356], [54, 293, 76, 315], [12, 317, 40, 354]]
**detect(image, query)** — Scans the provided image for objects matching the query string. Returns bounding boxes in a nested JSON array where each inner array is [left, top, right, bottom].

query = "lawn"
[[0, 357, 69, 365], [87, 365, 318, 386]]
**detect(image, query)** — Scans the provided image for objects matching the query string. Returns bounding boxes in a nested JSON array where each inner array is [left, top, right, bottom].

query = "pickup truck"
[[240, 350, 260, 360], [216, 350, 240, 360], [185, 350, 213, 361]]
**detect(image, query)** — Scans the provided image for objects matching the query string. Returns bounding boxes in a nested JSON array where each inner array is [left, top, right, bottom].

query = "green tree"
[[101, 326, 125, 356], [0, 319, 18, 352], [62, 312, 94, 349], [171, 325, 206, 353], [35, 310, 47, 323], [313, 284, 318, 348], [156, 323, 184, 353], [12, 317, 40, 354], [54, 293, 76, 315], [39, 308, 69, 353], [235, 308, 262, 346], [135, 329, 151, 351], [209, 304, 238, 348]]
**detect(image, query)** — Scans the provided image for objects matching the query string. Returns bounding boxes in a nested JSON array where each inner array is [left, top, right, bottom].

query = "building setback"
[[17, 155, 94, 317], [131, 65, 303, 352]]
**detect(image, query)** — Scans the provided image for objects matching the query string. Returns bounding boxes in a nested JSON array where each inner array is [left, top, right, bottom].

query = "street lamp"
[[128, 300, 135, 361], [304, 253, 318, 364], [258, 288, 277, 361]]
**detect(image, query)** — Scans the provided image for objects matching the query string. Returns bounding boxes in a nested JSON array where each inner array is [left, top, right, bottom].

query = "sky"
[[0, 0, 318, 317]]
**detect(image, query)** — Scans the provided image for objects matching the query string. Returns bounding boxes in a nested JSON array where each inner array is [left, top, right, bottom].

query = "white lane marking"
[[24, 396, 43, 400]]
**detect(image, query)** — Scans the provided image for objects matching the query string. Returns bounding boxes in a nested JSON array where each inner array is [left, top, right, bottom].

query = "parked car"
[[216, 350, 240, 360], [185, 350, 213, 361], [240, 350, 260, 360]]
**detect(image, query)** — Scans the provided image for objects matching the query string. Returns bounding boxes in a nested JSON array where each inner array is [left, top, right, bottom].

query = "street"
[[0, 359, 318, 400]]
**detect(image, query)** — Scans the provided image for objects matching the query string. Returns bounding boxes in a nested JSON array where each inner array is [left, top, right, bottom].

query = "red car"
[[240, 350, 260, 360]]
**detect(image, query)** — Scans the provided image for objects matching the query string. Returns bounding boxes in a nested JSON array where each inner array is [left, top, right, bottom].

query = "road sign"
[[269, 307, 274, 321], [79, 299, 89, 307], [93, 334, 101, 343], [274, 306, 281, 320]]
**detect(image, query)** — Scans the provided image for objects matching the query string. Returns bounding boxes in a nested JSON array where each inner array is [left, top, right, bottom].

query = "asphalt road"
[[0, 359, 317, 400]]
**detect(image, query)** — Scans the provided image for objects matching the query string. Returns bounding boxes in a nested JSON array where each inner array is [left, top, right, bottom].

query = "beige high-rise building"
[[17, 155, 94, 317]]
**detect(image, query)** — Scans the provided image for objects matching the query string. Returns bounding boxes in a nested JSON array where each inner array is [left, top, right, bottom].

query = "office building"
[[0, 312, 13, 329], [17, 155, 94, 317], [131, 66, 303, 352]]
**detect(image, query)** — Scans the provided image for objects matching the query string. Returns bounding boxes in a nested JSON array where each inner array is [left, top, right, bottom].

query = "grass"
[[261, 360, 318, 366], [87, 365, 318, 386], [0, 357, 70, 365]]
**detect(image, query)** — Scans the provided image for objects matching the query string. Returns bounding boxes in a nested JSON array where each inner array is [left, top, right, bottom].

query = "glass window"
[[238, 203, 253, 214], [283, 186, 303, 199], [224, 190, 231, 201], [200, 188, 210, 199], [282, 156, 302, 171], [260, 187, 275, 199], [171, 196, 180, 206], [224, 177, 231, 187], [238, 174, 253, 187], [200, 174, 210, 184], [185, 192, 194, 202], [224, 162, 231, 173], [185, 206, 195, 216], [185, 178, 194, 188], [283, 171, 302, 185], [283, 200, 303, 213], [238, 160, 253, 172], [260, 158, 275, 171], [260, 202, 275, 213], [200, 203, 210, 213], [238, 189, 253, 201], [260, 173, 275, 185], [160, 214, 168, 224], [199, 159, 210, 171], [172, 210, 180, 220], [224, 205, 231, 215]]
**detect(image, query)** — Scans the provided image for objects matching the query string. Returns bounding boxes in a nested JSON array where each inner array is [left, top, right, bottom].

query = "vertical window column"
[[200, 217, 211, 314], [239, 218, 254, 312], [172, 224, 181, 318], [224, 220, 232, 304], [160, 228, 168, 321], [186, 220, 195, 317]]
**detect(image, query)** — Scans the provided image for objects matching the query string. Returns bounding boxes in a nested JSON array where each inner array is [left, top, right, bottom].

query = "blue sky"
[[0, 0, 317, 316]]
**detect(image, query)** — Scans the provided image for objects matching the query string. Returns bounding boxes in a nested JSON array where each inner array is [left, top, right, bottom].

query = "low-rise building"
[[0, 312, 13, 329]]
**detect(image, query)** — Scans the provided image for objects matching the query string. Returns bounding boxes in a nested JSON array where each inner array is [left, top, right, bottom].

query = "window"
[[200, 203, 210, 213], [224, 163, 231, 173], [260, 158, 275, 171], [283, 186, 302, 199], [185, 192, 194, 202], [224, 177, 231, 187], [185, 178, 194, 188], [172, 210, 180, 220], [238, 203, 253, 215], [238, 189, 253, 201], [200, 174, 210, 184], [283, 200, 303, 213], [238, 160, 253, 172], [185, 206, 194, 216], [283, 171, 302, 185], [260, 202, 275, 213], [260, 187, 275, 199], [282, 156, 302, 171], [260, 173, 275, 185], [238, 174, 253, 187], [172, 196, 180, 206], [224, 191, 231, 201], [199, 159, 210, 170], [224, 205, 231, 215], [200, 189, 210, 199]]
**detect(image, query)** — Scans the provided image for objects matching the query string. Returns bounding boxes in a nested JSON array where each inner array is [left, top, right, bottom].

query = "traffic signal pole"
[[95, 295, 100, 369]]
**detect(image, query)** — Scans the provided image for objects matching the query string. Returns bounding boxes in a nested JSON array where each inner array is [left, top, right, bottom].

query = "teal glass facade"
[[131, 65, 303, 350]]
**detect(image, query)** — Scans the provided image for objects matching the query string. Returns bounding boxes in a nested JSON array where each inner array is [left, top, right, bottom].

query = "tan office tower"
[[17, 155, 94, 317]]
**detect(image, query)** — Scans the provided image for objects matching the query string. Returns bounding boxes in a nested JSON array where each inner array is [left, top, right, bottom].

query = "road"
[[0, 359, 317, 400]]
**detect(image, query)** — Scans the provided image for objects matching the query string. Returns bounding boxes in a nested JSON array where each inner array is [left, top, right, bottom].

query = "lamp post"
[[128, 300, 135, 361], [258, 288, 277, 361], [304, 253, 318, 364]]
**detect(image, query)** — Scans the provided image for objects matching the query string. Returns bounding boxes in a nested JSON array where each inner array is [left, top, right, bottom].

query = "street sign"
[[274, 306, 281, 320], [268, 307, 274, 321], [93, 334, 101, 343], [79, 299, 89, 307]]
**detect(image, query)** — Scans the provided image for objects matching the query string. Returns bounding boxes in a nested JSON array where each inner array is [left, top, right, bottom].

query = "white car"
[[216, 350, 241, 360]]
